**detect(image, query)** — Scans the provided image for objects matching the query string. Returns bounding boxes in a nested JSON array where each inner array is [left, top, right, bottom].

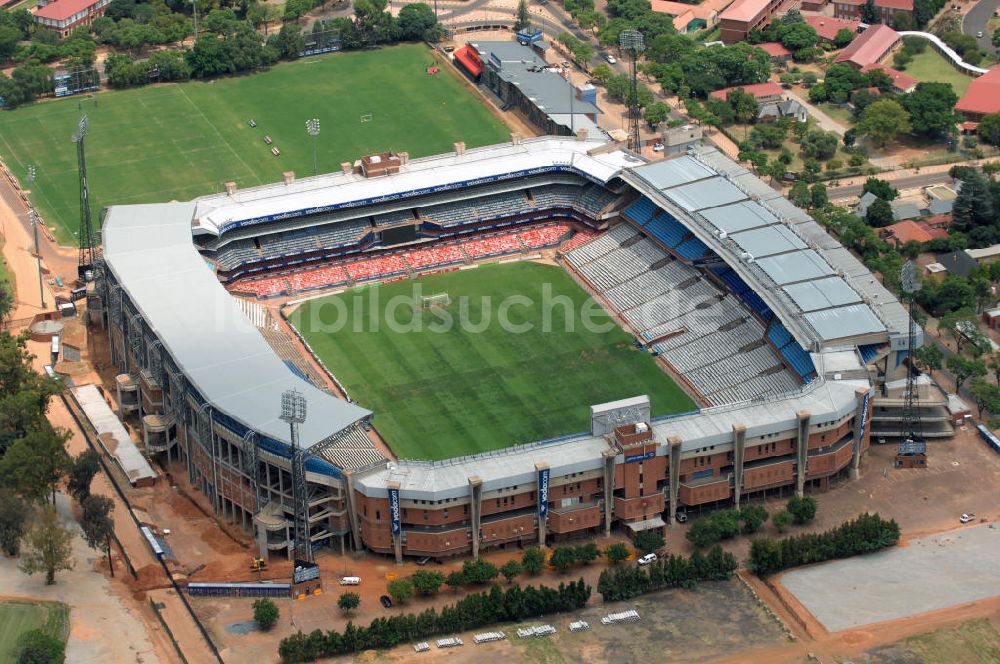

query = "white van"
[[340, 576, 361, 585]]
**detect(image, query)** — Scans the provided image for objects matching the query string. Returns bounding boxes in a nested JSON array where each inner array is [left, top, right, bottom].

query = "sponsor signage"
[[537, 468, 550, 516], [388, 487, 401, 535], [625, 450, 656, 464], [859, 392, 871, 440], [293, 559, 320, 584]]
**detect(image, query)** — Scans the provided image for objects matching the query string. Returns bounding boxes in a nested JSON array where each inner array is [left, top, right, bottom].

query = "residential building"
[[710, 81, 785, 102], [834, 24, 901, 69], [860, 63, 917, 93], [880, 219, 948, 247], [719, 0, 789, 44], [651, 0, 727, 32], [955, 67, 1000, 122], [758, 42, 793, 64], [804, 15, 861, 42], [832, 0, 914, 23], [33, 0, 111, 36]]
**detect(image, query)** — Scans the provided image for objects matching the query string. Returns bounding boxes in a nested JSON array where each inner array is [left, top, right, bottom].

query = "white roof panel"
[[661, 177, 747, 212], [783, 277, 863, 312], [700, 201, 779, 234], [731, 225, 806, 257], [756, 250, 834, 285]]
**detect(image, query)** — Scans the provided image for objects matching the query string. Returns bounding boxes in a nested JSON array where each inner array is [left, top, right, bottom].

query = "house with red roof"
[[881, 219, 948, 247], [955, 67, 1000, 122], [709, 81, 785, 102], [832, 0, 913, 23], [803, 15, 860, 42], [650, 0, 723, 32], [33, 0, 111, 36], [719, 0, 791, 44], [757, 42, 793, 64], [834, 24, 900, 69], [860, 63, 917, 93]]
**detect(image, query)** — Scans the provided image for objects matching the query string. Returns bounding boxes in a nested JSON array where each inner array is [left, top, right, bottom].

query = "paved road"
[[828, 171, 953, 199], [962, 0, 1000, 53]]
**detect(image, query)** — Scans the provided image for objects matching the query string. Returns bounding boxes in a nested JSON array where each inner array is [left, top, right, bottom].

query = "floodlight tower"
[[73, 115, 96, 282], [306, 118, 320, 177], [26, 165, 45, 309], [281, 389, 312, 561], [618, 29, 645, 153], [898, 260, 926, 460]]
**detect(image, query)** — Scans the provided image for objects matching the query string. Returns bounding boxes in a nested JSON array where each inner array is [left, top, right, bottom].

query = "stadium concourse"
[[96, 135, 913, 562]]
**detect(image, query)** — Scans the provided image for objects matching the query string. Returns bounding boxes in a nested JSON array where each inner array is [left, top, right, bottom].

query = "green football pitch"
[[0, 600, 69, 662], [289, 262, 697, 461], [0, 44, 509, 243]]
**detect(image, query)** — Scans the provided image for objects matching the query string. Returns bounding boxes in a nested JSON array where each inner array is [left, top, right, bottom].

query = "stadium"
[[96, 134, 914, 562]]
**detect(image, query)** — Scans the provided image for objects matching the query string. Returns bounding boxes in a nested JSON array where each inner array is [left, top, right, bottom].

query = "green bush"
[[597, 545, 738, 602], [253, 598, 279, 630], [749, 512, 900, 576], [522, 547, 545, 575], [605, 542, 631, 564], [634, 530, 665, 554], [278, 579, 592, 661], [787, 495, 817, 524], [410, 570, 444, 596]]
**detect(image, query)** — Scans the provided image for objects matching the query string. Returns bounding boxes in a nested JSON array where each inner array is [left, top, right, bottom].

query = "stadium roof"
[[195, 137, 640, 234], [355, 378, 869, 499], [102, 202, 372, 451], [621, 148, 908, 350]]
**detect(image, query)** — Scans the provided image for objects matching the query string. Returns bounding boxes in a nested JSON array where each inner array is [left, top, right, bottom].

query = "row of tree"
[[748, 512, 900, 576], [278, 579, 592, 661], [597, 544, 738, 601]]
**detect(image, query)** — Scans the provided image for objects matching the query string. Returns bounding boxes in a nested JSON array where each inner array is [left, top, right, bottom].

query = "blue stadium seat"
[[857, 343, 880, 365], [742, 291, 773, 321], [781, 342, 816, 380], [623, 197, 657, 226], [675, 237, 709, 260], [719, 269, 750, 296], [767, 322, 792, 349], [645, 213, 688, 248]]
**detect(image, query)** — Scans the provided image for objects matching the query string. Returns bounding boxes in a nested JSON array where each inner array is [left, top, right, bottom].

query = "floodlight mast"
[[306, 118, 320, 177], [281, 389, 312, 561], [73, 115, 96, 281], [26, 165, 45, 309], [618, 29, 645, 153], [898, 261, 925, 459]]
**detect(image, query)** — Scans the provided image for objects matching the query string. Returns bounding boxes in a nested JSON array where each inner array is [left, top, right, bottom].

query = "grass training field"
[[904, 47, 974, 98], [0, 600, 69, 662], [0, 44, 508, 242], [290, 262, 696, 460]]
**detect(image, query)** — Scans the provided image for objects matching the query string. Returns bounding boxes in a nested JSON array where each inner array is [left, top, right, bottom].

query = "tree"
[[0, 424, 72, 506], [686, 517, 721, 548], [605, 542, 630, 564], [253, 598, 279, 629], [396, 3, 439, 41], [790, 181, 812, 209], [445, 571, 465, 591], [772, 510, 793, 533], [337, 592, 360, 616], [18, 507, 75, 585], [833, 27, 856, 48], [728, 89, 759, 138], [948, 356, 987, 391], [461, 558, 498, 585], [861, 0, 881, 24], [14, 629, 64, 664], [500, 559, 523, 583], [67, 449, 100, 505], [939, 309, 979, 353], [410, 569, 444, 596], [634, 530, 665, 554], [786, 495, 817, 524], [866, 197, 894, 227], [810, 183, 829, 209], [952, 170, 997, 247], [781, 22, 818, 52], [801, 130, 839, 161], [80, 494, 115, 576], [969, 378, 1000, 417], [979, 113, 1000, 147], [740, 504, 769, 534], [387, 578, 414, 604], [575, 542, 600, 565], [522, 547, 545, 575], [514, 0, 531, 31], [858, 99, 910, 148], [644, 101, 669, 127], [862, 177, 899, 201], [902, 82, 958, 139], [915, 344, 944, 377], [0, 491, 28, 556], [550, 546, 577, 572]]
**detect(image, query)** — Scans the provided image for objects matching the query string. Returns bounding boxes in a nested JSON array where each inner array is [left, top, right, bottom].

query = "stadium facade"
[[97, 136, 913, 561]]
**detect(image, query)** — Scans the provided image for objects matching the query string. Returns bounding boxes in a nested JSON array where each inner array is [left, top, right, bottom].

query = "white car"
[[605, 54, 617, 65], [652, 142, 664, 152], [977, 31, 984, 38], [637, 553, 657, 566], [960, 513, 975, 523]]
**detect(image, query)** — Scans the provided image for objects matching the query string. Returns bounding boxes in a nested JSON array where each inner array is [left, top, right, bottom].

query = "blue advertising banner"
[[859, 392, 871, 440], [388, 487, 401, 535], [625, 450, 655, 464], [537, 468, 550, 516]]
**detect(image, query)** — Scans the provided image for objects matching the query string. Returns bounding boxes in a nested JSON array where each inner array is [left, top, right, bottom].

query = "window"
[[376, 510, 381, 521], [443, 509, 448, 518], [423, 511, 428, 521], [464, 505, 468, 515]]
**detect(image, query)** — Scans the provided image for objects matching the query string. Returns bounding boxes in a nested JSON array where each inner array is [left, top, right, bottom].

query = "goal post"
[[420, 293, 451, 309], [360, 113, 373, 123]]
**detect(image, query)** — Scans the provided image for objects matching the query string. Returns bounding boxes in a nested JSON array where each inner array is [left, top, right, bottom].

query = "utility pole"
[[306, 118, 320, 177], [26, 165, 45, 309]]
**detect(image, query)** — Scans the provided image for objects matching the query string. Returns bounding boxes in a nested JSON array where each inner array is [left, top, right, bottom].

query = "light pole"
[[26, 165, 45, 309], [305, 118, 320, 177], [280, 389, 310, 561]]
